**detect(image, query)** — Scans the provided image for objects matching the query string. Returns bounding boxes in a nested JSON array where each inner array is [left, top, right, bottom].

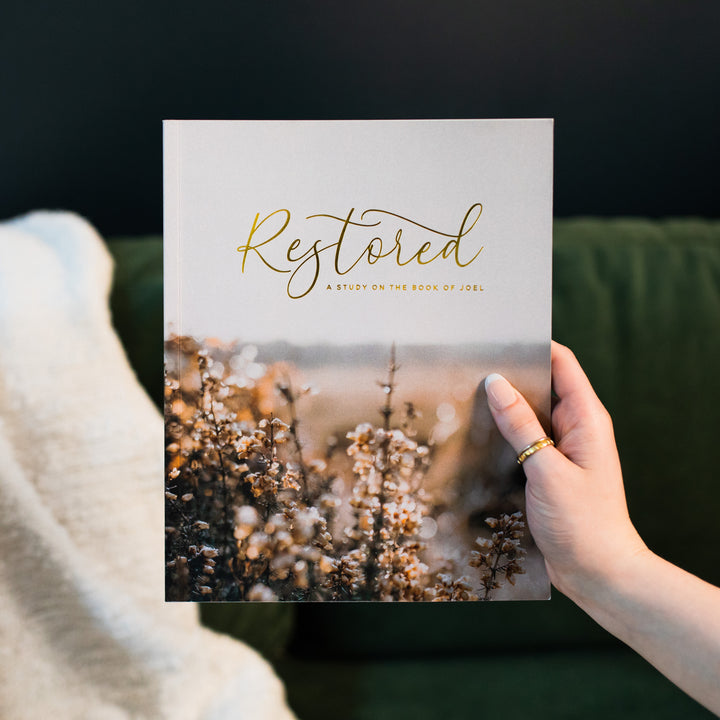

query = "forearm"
[[560, 550, 720, 716]]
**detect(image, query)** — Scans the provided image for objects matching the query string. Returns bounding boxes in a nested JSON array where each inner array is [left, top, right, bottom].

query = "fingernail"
[[485, 373, 516, 410]]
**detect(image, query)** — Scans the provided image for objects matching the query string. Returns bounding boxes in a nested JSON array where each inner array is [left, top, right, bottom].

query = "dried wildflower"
[[247, 584, 277, 601], [323, 548, 367, 600], [429, 574, 479, 602], [164, 336, 527, 602], [470, 511, 527, 600], [319, 493, 340, 511]]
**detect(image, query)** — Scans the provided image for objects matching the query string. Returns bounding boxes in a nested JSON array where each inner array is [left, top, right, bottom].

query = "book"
[[164, 119, 553, 602]]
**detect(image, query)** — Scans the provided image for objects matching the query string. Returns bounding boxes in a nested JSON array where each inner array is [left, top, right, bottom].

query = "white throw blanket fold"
[[0, 211, 295, 719]]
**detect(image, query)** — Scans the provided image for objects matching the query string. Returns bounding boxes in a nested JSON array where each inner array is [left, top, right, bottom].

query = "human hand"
[[486, 343, 720, 715], [484, 342, 650, 601]]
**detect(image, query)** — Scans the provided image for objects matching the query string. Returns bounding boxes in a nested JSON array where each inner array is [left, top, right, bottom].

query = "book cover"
[[164, 119, 553, 602]]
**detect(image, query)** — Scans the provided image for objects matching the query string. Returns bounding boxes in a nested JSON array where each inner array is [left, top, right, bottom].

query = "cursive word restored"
[[236, 204, 484, 299]]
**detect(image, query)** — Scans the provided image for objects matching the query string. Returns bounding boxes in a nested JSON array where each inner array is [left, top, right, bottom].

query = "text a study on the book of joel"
[[164, 119, 553, 603], [237, 202, 486, 299]]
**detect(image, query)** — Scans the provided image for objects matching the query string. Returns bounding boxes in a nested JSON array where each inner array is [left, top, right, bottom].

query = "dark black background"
[[2, 0, 719, 235]]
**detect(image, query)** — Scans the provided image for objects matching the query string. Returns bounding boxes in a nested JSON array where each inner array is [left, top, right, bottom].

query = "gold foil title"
[[236, 204, 484, 299]]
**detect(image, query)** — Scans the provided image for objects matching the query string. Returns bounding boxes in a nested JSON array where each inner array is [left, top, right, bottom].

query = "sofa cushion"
[[553, 218, 720, 581]]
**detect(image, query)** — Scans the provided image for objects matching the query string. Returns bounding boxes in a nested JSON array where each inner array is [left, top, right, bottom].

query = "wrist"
[[550, 532, 656, 617]]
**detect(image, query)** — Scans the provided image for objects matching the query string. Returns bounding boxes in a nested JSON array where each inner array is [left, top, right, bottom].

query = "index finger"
[[485, 373, 563, 470]]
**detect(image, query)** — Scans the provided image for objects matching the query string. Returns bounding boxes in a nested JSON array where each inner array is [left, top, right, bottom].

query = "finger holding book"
[[484, 343, 646, 597]]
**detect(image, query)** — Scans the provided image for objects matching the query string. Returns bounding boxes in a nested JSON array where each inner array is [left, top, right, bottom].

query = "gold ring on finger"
[[517, 436, 555, 465]]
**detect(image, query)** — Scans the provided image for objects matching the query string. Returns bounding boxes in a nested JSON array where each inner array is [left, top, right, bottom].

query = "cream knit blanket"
[[0, 212, 295, 719]]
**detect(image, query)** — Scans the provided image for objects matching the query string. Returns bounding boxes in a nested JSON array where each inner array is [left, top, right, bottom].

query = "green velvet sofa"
[[109, 218, 720, 719]]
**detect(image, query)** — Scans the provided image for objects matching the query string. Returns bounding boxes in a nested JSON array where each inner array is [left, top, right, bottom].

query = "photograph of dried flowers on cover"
[[165, 337, 549, 602]]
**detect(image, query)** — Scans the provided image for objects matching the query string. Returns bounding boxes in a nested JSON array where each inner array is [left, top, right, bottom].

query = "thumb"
[[484, 373, 555, 466]]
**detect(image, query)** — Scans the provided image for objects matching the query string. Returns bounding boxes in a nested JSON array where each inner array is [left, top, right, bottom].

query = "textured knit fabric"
[[0, 212, 295, 719]]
